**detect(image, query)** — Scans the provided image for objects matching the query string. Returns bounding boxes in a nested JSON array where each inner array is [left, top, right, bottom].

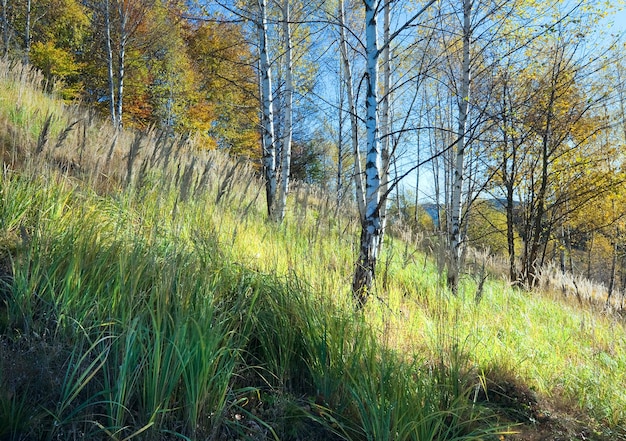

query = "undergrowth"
[[0, 169, 492, 440], [0, 59, 624, 441]]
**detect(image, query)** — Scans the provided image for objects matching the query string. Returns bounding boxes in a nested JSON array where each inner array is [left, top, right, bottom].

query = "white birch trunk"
[[104, 0, 117, 127], [377, 0, 391, 256], [1, 0, 9, 56], [23, 0, 30, 63], [338, 0, 366, 222], [258, 0, 277, 216], [274, 0, 292, 223], [352, 0, 382, 307], [116, 0, 127, 129], [447, 0, 472, 292], [337, 53, 344, 208]]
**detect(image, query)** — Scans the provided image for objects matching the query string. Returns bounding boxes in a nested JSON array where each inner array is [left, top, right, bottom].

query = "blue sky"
[[607, 7, 626, 33], [404, 4, 626, 204]]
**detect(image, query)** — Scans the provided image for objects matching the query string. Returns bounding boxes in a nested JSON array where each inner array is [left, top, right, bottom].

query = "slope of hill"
[[0, 61, 625, 441]]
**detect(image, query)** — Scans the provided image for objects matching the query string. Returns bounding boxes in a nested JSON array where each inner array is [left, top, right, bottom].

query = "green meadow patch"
[[0, 61, 625, 440]]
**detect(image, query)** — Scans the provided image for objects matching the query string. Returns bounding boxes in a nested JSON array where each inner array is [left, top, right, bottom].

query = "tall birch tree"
[[438, 0, 569, 292], [254, 0, 301, 222], [104, 0, 116, 127], [92, 0, 150, 129], [446, 0, 472, 292], [352, 0, 382, 306], [273, 0, 294, 222], [257, 0, 278, 217], [338, 0, 366, 221], [352, 0, 436, 307], [377, 0, 391, 255]]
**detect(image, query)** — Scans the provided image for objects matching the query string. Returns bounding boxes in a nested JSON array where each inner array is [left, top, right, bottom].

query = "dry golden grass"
[[0, 59, 625, 440]]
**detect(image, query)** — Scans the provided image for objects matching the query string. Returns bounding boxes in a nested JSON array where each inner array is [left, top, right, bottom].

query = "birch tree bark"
[[115, 0, 128, 129], [104, 0, 117, 127], [101, 0, 128, 129], [23, 0, 31, 63], [95, 0, 149, 130], [338, 0, 365, 222], [447, 0, 471, 293], [352, 0, 436, 307], [337, 53, 344, 209], [258, 0, 277, 217], [352, 0, 382, 307], [273, 0, 293, 222], [377, 0, 391, 256]]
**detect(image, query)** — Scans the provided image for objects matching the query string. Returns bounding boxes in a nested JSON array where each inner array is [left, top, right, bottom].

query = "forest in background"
[[1, 0, 261, 152], [1, 0, 626, 303]]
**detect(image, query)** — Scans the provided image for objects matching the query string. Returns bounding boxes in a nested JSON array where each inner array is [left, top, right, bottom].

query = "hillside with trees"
[[3, 0, 624, 301]]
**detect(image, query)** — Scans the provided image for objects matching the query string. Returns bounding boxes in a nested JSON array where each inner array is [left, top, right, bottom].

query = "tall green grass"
[[0, 166, 498, 440], [0, 59, 625, 440]]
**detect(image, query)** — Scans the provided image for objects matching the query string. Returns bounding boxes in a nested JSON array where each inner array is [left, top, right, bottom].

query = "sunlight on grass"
[[1, 60, 625, 439]]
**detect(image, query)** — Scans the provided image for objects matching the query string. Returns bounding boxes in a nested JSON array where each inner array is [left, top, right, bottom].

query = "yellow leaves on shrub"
[[29, 41, 83, 99]]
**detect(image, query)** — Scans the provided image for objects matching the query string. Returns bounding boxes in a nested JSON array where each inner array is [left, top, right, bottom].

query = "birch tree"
[[273, 0, 294, 222], [257, 0, 278, 217], [445, 0, 472, 292], [104, 0, 116, 127], [255, 0, 302, 222], [213, 0, 315, 221], [92, 0, 150, 129], [377, 0, 391, 255], [440, 0, 528, 292], [338, 0, 366, 221], [437, 0, 574, 292], [352, 0, 436, 307], [352, 0, 382, 306], [1, 0, 11, 56]]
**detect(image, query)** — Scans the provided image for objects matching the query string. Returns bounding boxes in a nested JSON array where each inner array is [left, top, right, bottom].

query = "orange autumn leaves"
[[14, 0, 259, 158]]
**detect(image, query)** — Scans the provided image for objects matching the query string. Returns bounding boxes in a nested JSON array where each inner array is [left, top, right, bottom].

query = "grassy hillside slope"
[[0, 61, 625, 441]]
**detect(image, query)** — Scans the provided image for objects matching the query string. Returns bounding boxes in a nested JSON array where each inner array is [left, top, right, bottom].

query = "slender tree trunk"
[[414, 128, 420, 228], [1, 0, 10, 57], [559, 226, 566, 274], [501, 79, 518, 283], [104, 0, 117, 127], [586, 231, 594, 280], [23, 0, 30, 63], [607, 240, 618, 303], [274, 0, 293, 223], [116, 0, 127, 129], [377, 0, 391, 256], [350, 0, 435, 306], [352, 0, 382, 307], [427, 91, 443, 232], [447, 0, 471, 293], [608, 201, 619, 303], [618, 242, 626, 308], [338, 0, 365, 222], [258, 0, 277, 217], [506, 178, 517, 281], [566, 225, 574, 273], [337, 52, 344, 209], [525, 88, 554, 287]]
